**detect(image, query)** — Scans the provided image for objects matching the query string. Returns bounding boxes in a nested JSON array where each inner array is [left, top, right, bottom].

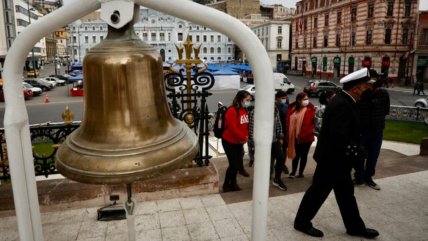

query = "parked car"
[[414, 97, 428, 108], [242, 84, 256, 97], [23, 82, 42, 96], [45, 76, 66, 86], [0, 86, 32, 101], [303, 80, 341, 97], [24, 78, 53, 91], [26, 69, 39, 78], [49, 74, 70, 81]]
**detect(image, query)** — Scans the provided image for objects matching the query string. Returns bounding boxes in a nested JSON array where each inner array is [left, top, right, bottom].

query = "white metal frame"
[[2, 1, 274, 240]]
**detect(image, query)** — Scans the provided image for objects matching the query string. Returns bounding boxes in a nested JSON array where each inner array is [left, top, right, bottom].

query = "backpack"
[[213, 106, 228, 138]]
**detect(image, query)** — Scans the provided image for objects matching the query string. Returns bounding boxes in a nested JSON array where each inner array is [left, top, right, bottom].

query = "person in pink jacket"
[[222, 90, 251, 192]]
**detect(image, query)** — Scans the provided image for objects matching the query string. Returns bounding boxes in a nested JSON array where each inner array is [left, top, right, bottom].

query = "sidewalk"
[[0, 140, 426, 241]]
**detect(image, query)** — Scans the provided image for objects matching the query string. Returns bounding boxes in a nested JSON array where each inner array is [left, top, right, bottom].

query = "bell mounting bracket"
[[100, 0, 136, 29]]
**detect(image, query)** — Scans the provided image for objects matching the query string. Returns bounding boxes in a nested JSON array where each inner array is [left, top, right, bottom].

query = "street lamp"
[[27, 0, 37, 73]]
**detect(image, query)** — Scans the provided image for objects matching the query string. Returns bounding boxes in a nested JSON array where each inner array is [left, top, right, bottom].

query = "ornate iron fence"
[[164, 71, 215, 166], [0, 122, 80, 181], [387, 105, 428, 123]]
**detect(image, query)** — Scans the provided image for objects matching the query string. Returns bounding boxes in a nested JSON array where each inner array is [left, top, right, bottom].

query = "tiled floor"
[[1, 170, 428, 241]]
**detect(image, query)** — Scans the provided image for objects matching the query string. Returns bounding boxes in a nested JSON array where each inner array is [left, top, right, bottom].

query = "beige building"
[[208, 0, 260, 19], [291, 0, 418, 84]]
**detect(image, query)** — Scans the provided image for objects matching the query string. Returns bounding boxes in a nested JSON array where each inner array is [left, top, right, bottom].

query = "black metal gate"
[[164, 70, 215, 166]]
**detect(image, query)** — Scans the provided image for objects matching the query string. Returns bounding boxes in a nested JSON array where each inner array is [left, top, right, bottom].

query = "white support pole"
[[4, 1, 274, 241], [2, 1, 100, 240], [135, 1, 275, 240]]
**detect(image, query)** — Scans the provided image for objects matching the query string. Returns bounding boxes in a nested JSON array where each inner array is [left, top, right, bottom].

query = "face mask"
[[360, 88, 373, 102], [281, 99, 288, 105], [302, 100, 309, 107], [243, 101, 251, 108]]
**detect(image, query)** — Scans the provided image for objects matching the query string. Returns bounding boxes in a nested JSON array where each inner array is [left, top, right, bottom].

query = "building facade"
[[291, 0, 418, 84], [415, 11, 428, 83], [68, 8, 235, 64], [251, 20, 292, 71]]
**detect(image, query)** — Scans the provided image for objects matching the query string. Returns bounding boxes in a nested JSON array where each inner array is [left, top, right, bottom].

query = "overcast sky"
[[260, 0, 428, 10]]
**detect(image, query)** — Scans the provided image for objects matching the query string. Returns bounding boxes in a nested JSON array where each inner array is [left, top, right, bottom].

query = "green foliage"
[[32, 141, 55, 158], [384, 120, 428, 144]]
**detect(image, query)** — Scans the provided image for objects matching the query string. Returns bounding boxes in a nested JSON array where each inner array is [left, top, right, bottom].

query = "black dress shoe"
[[347, 228, 379, 239], [230, 184, 242, 191], [222, 184, 231, 193], [295, 226, 324, 237], [239, 169, 250, 177]]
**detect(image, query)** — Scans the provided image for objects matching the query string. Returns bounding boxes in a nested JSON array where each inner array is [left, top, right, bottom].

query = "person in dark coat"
[[293, 68, 379, 239], [354, 78, 390, 190]]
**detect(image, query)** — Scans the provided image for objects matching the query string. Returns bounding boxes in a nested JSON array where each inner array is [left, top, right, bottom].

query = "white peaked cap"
[[339, 68, 376, 85]]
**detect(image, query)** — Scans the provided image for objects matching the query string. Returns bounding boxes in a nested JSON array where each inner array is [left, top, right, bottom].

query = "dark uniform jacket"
[[313, 90, 361, 168], [358, 88, 390, 134]]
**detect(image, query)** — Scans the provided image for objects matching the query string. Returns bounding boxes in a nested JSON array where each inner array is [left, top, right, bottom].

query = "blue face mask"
[[243, 101, 251, 108]]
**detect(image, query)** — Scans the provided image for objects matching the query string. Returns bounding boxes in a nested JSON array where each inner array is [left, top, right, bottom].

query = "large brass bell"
[[56, 22, 198, 185]]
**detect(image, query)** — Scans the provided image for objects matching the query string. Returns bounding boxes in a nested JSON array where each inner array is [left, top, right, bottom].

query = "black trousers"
[[291, 141, 312, 175], [222, 139, 244, 186], [271, 141, 285, 179], [294, 162, 366, 233]]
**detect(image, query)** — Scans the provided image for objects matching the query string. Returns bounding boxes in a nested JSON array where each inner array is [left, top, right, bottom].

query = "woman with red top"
[[222, 90, 251, 192], [286, 92, 315, 178]]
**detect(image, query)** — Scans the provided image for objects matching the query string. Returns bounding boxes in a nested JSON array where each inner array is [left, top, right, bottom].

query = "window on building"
[[203, 47, 207, 53], [151, 33, 156, 41], [295, 38, 299, 48], [404, 0, 411, 17], [168, 32, 171, 41], [217, 47, 221, 53], [160, 32, 165, 41], [314, 17, 318, 29], [92, 26, 95, 31], [336, 33, 341, 47], [92, 36, 96, 43], [85, 27, 88, 31], [296, 21, 299, 32], [100, 36, 104, 41], [304, 36, 307, 48], [387, 0, 394, 16], [178, 32, 183, 41], [218, 35, 221, 42], [368, 3, 374, 18], [143, 33, 148, 41], [385, 29, 392, 44], [304, 18, 307, 31], [351, 32, 356, 46], [210, 35, 214, 42], [325, 14, 329, 26], [85, 36, 88, 43], [228, 47, 231, 53], [402, 28, 409, 44], [196, 35, 200, 42], [313, 36, 317, 48], [210, 47, 214, 53], [188, 35, 192, 41], [423, 29, 428, 45], [337, 11, 342, 24], [277, 38, 282, 48], [366, 30, 372, 44], [73, 36, 77, 43], [324, 35, 328, 47], [351, 7, 357, 21], [203, 35, 207, 42], [278, 26, 282, 34]]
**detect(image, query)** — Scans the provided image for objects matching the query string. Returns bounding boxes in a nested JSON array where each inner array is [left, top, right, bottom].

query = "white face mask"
[[302, 100, 309, 107], [281, 99, 288, 105], [243, 101, 251, 108]]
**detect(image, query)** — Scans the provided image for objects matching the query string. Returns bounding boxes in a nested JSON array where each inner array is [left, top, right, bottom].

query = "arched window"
[[203, 47, 207, 54], [210, 47, 214, 54], [217, 47, 221, 54]]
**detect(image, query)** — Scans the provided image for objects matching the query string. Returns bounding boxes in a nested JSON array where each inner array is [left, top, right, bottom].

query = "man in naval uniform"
[[293, 68, 380, 239]]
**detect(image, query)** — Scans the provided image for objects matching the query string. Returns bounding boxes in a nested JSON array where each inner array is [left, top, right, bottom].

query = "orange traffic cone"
[[44, 94, 49, 103]]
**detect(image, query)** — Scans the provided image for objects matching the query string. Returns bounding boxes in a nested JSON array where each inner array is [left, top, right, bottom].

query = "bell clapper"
[[125, 183, 136, 241]]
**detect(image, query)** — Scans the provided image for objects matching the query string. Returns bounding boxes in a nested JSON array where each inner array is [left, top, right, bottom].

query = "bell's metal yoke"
[[100, 0, 136, 29]]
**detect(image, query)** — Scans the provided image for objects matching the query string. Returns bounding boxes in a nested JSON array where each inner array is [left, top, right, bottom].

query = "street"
[[0, 63, 423, 128]]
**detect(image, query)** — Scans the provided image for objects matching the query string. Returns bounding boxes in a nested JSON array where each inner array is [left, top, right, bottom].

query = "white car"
[[45, 76, 66, 86], [23, 82, 42, 96], [242, 84, 256, 97], [414, 97, 428, 108]]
